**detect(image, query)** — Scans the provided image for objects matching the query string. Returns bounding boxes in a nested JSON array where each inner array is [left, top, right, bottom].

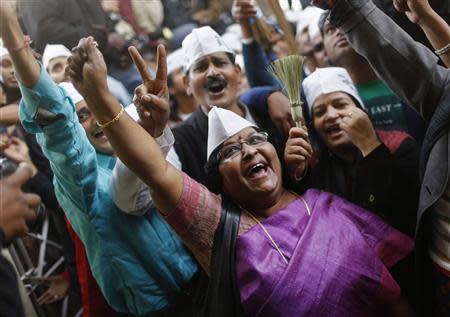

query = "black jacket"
[[310, 131, 420, 236]]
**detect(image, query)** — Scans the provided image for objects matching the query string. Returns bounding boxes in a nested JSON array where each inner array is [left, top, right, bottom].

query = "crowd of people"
[[1, 0, 450, 316]]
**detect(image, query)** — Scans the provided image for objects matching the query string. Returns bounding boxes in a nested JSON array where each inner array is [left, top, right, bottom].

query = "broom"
[[268, 55, 305, 128]]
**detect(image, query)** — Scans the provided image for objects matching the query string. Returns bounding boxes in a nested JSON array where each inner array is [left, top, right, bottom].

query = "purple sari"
[[236, 189, 414, 317]]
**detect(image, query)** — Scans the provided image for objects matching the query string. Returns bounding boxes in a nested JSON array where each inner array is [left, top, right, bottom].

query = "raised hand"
[[338, 107, 381, 157], [0, 164, 40, 243], [393, 0, 433, 25], [2, 136, 37, 177], [129, 45, 170, 138], [284, 126, 312, 181], [67, 37, 109, 99], [232, 0, 258, 22]]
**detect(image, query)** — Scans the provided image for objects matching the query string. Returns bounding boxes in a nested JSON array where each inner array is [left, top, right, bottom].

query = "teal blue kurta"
[[19, 65, 198, 315]]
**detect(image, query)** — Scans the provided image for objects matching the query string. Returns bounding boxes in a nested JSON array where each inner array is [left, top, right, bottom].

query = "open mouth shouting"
[[92, 126, 107, 140], [204, 76, 228, 96], [325, 123, 344, 139], [244, 160, 272, 181]]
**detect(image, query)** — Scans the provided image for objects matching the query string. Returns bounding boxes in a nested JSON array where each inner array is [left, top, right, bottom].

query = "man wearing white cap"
[[166, 48, 198, 125], [318, 11, 426, 145], [285, 67, 420, 238], [0, 39, 20, 105], [42, 44, 132, 106], [0, 4, 198, 316], [111, 25, 290, 214]]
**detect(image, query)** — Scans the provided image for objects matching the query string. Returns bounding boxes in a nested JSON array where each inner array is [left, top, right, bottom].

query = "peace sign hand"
[[129, 45, 170, 138]]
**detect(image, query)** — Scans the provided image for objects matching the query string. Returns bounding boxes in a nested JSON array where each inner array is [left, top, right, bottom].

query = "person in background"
[[67, 37, 415, 315], [312, 0, 450, 314], [318, 11, 427, 145], [285, 67, 419, 237], [1, 2, 198, 316], [0, 165, 40, 317], [166, 48, 198, 126], [42, 44, 132, 105]]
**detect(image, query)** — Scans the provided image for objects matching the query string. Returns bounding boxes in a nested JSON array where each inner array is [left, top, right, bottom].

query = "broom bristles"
[[268, 55, 304, 105]]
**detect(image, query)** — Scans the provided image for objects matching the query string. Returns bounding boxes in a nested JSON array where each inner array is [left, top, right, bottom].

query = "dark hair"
[[318, 10, 331, 37], [204, 146, 223, 194]]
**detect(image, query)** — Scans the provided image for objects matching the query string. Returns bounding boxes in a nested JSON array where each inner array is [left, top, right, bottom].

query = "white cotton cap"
[[167, 48, 185, 76], [182, 26, 235, 73], [0, 39, 8, 58], [308, 11, 323, 40], [207, 106, 256, 160], [296, 7, 324, 37], [302, 67, 364, 115], [42, 44, 72, 70], [235, 54, 245, 72], [221, 31, 242, 54], [59, 82, 84, 105]]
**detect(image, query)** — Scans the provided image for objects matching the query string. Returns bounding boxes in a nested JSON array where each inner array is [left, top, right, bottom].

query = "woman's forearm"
[[418, 11, 450, 67], [86, 91, 183, 214]]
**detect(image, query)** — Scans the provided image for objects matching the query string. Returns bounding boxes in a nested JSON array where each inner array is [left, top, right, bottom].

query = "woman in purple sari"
[[67, 40, 414, 316]]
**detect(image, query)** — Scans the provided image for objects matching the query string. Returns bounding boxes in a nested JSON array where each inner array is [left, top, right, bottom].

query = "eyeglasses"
[[217, 132, 269, 163]]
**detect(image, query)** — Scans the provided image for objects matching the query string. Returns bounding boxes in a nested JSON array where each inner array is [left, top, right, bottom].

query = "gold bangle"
[[97, 104, 124, 128]]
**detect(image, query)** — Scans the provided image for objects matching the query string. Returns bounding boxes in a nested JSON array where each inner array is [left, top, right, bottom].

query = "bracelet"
[[97, 104, 124, 129], [435, 43, 450, 56], [4, 35, 32, 53]]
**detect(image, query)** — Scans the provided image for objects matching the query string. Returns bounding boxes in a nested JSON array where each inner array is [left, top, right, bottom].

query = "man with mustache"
[[113, 26, 295, 214]]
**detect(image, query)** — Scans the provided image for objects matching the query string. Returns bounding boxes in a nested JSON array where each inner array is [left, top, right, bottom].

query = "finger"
[[287, 145, 312, 159], [288, 127, 309, 139], [136, 104, 151, 119], [5, 163, 33, 186], [8, 136, 21, 145], [155, 44, 167, 82], [67, 69, 82, 85], [84, 37, 103, 63], [134, 85, 146, 97], [128, 46, 153, 83], [37, 292, 51, 305], [286, 154, 308, 165], [289, 138, 313, 154], [140, 94, 167, 112], [25, 193, 41, 210]]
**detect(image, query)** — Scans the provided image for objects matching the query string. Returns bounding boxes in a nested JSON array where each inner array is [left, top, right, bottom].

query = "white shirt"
[[110, 105, 257, 215]]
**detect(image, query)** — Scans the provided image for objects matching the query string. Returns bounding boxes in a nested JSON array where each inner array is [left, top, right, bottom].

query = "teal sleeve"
[[19, 64, 98, 214]]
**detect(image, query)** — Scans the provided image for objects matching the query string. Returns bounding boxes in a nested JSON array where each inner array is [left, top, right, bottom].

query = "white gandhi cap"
[[207, 106, 256, 160], [182, 26, 235, 73], [302, 67, 364, 116]]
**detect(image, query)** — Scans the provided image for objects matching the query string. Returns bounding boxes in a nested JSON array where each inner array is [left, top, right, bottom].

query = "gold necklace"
[[242, 193, 310, 265]]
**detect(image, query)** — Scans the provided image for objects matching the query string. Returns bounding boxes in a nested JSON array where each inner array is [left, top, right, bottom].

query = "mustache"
[[204, 76, 228, 90]]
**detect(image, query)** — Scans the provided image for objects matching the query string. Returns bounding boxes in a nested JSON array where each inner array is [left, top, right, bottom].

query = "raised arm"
[[393, 0, 450, 68], [0, 2, 39, 87], [322, 0, 450, 122], [68, 38, 183, 214]]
